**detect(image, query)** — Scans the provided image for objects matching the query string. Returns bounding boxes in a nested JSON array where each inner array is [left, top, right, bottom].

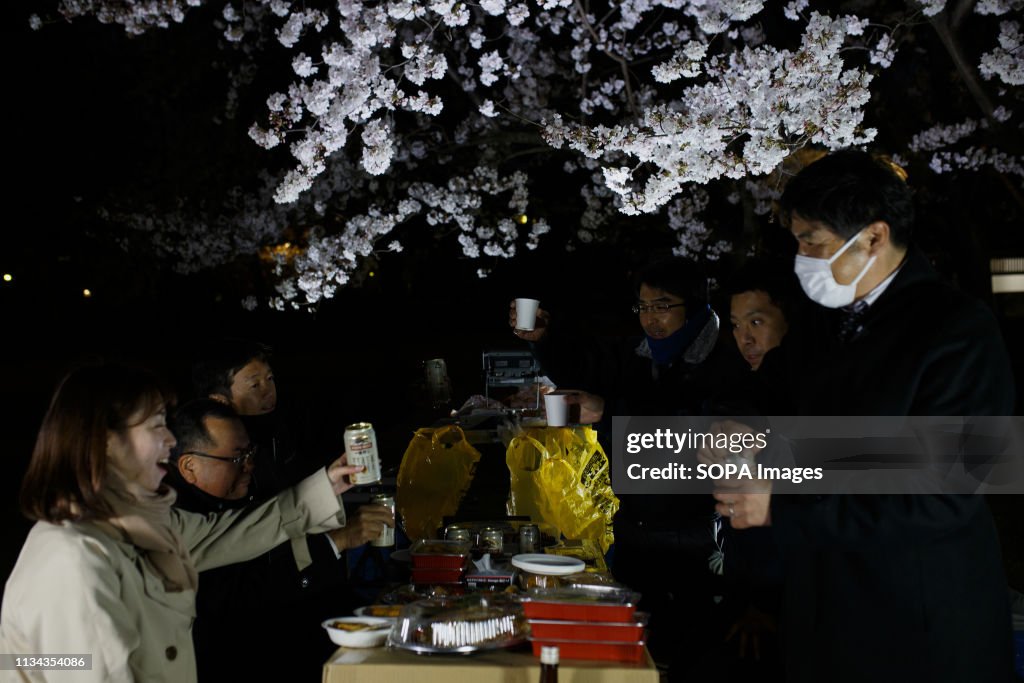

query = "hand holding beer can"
[[370, 494, 396, 547], [344, 422, 382, 486]]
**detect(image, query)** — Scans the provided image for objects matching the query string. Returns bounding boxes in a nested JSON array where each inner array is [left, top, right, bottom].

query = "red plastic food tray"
[[411, 555, 468, 570], [529, 637, 646, 663], [521, 600, 636, 623], [527, 616, 646, 641], [410, 566, 467, 584], [410, 540, 471, 569]]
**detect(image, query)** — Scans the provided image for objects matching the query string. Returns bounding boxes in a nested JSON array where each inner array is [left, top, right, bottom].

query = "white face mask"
[[793, 228, 876, 308]]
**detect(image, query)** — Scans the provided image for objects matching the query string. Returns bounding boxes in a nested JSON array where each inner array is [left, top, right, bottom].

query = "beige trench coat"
[[0, 469, 346, 683]]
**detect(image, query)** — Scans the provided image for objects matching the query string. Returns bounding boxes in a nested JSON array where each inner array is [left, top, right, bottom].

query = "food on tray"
[[560, 571, 621, 586], [380, 584, 435, 604], [360, 605, 403, 618], [388, 594, 528, 653]]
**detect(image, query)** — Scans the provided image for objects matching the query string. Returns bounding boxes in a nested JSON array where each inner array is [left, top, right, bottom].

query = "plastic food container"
[[528, 637, 646, 663], [322, 617, 393, 648], [410, 565, 469, 585], [527, 613, 648, 641], [410, 539, 472, 569], [388, 594, 528, 654], [519, 586, 640, 623], [559, 572, 625, 590], [512, 554, 586, 590], [517, 572, 561, 590]]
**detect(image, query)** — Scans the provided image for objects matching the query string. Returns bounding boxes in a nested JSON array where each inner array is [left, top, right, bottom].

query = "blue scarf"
[[646, 305, 711, 365]]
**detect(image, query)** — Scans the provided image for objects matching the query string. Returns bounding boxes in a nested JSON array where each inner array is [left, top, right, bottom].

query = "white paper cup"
[[543, 392, 569, 427], [515, 298, 540, 331]]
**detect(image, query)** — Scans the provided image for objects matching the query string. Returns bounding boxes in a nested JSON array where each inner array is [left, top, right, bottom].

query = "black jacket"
[[168, 472, 352, 682], [530, 311, 747, 671], [771, 248, 1016, 683]]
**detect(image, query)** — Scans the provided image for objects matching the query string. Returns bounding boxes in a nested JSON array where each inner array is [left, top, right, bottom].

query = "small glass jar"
[[480, 527, 504, 555], [445, 525, 474, 545], [518, 524, 540, 554]]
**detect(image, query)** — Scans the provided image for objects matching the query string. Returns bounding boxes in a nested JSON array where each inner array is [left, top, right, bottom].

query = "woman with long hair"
[[0, 364, 362, 682]]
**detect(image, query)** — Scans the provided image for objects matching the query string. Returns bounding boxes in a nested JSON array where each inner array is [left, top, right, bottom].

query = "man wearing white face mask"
[[714, 150, 1016, 683]]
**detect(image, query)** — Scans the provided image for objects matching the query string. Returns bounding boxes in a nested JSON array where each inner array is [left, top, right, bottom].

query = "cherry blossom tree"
[[33, 0, 1024, 309]]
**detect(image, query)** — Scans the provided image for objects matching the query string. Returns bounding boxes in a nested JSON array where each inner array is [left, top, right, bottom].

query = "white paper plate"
[[510, 554, 585, 576]]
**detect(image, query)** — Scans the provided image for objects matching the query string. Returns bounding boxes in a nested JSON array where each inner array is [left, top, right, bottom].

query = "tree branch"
[[572, 0, 640, 121], [950, 0, 975, 31]]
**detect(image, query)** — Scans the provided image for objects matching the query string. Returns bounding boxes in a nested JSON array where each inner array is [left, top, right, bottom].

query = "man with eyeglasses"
[[172, 402, 257, 504], [511, 256, 745, 421], [167, 399, 394, 682], [511, 256, 747, 678]]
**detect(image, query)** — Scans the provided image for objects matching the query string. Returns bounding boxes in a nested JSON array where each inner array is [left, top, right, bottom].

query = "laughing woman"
[[0, 364, 362, 683]]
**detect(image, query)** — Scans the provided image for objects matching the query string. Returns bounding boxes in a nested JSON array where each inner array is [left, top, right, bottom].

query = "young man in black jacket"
[[719, 149, 1015, 683], [510, 257, 747, 677]]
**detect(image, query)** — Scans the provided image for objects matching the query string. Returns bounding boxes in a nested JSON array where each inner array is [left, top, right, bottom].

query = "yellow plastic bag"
[[396, 425, 482, 541], [506, 427, 619, 553]]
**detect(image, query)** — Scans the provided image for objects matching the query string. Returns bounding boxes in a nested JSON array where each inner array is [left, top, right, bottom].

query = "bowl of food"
[[322, 617, 393, 648]]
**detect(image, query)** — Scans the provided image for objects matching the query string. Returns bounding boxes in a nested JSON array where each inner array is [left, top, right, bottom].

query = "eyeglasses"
[[632, 302, 685, 315], [181, 444, 257, 467]]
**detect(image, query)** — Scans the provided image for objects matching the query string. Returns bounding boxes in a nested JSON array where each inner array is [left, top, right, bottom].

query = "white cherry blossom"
[[43, 0, 1023, 308]]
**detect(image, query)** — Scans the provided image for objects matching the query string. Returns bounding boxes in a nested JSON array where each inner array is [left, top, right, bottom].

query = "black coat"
[[168, 473, 353, 682], [771, 248, 1016, 683], [530, 312, 748, 672]]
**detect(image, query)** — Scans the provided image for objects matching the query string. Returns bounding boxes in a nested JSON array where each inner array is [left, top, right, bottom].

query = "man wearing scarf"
[[511, 256, 747, 680]]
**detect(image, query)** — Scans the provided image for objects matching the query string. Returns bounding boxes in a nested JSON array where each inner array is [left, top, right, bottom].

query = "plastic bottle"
[[539, 645, 559, 683]]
